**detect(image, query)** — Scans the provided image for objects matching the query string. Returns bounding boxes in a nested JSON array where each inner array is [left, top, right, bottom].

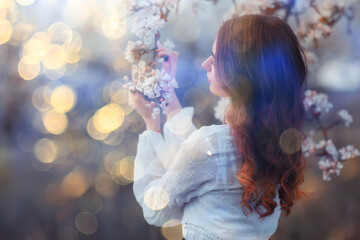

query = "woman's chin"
[[209, 85, 217, 96]]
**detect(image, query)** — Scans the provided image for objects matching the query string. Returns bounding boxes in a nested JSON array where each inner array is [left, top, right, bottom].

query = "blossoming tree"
[[121, 0, 359, 181]]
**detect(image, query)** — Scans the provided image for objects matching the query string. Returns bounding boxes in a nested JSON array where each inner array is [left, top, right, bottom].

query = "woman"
[[129, 14, 308, 240]]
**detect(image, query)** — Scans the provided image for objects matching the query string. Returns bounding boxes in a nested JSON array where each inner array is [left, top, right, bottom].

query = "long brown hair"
[[214, 14, 308, 218]]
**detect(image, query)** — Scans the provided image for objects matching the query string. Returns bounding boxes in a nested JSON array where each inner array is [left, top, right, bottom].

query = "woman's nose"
[[201, 58, 210, 72]]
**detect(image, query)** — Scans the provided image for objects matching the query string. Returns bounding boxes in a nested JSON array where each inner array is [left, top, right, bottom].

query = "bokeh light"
[[279, 128, 303, 154], [32, 85, 52, 112], [101, 14, 127, 39], [0, 19, 12, 44], [94, 173, 118, 197], [74, 212, 98, 235], [110, 88, 128, 105], [48, 22, 73, 45], [18, 55, 41, 80], [50, 85, 77, 113], [93, 103, 125, 133], [62, 0, 90, 28], [103, 150, 125, 174], [144, 186, 169, 211], [44, 64, 67, 80], [166, 109, 193, 136], [102, 129, 125, 145], [174, 17, 201, 42], [0, 0, 14, 8], [43, 44, 66, 70], [19, 24, 82, 81], [16, 0, 35, 6], [87, 116, 110, 140], [42, 109, 68, 134], [30, 154, 53, 172], [33, 138, 58, 163], [111, 156, 135, 185], [161, 219, 184, 240], [23, 38, 47, 62], [61, 168, 90, 198]]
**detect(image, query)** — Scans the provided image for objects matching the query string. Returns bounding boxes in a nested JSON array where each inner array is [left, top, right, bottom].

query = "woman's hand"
[[128, 87, 160, 132], [155, 47, 183, 119], [155, 47, 179, 86]]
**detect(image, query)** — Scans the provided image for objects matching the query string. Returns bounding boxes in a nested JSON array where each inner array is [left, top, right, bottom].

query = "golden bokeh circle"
[[50, 85, 76, 113], [32, 86, 52, 112], [86, 117, 109, 140], [74, 212, 98, 235], [33, 138, 58, 163], [144, 186, 169, 211], [42, 109, 68, 134], [43, 44, 66, 70], [93, 103, 125, 133], [161, 219, 184, 240], [61, 168, 90, 198], [279, 128, 303, 154], [18, 55, 41, 80], [0, 19, 12, 45]]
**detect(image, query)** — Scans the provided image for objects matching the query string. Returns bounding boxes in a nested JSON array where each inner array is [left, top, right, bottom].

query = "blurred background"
[[0, 0, 359, 239]]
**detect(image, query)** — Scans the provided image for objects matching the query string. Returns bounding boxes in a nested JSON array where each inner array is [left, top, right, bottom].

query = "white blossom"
[[339, 145, 360, 160], [150, 0, 178, 11], [338, 109, 353, 127], [136, 80, 145, 91], [151, 107, 161, 119], [130, 14, 165, 45], [214, 97, 230, 123], [131, 60, 147, 79], [318, 156, 343, 181], [123, 75, 130, 81], [304, 50, 318, 72], [304, 89, 333, 113], [303, 22, 332, 45], [318, 0, 336, 17], [302, 136, 316, 157], [124, 40, 145, 64], [315, 139, 326, 150], [153, 83, 161, 94], [143, 85, 153, 97], [325, 139, 338, 161], [315, 139, 338, 160], [318, 0, 355, 17], [158, 38, 175, 50], [318, 156, 332, 170], [125, 60, 180, 119]]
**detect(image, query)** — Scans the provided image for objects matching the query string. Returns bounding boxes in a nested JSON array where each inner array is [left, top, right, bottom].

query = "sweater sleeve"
[[161, 106, 198, 170], [133, 127, 217, 227]]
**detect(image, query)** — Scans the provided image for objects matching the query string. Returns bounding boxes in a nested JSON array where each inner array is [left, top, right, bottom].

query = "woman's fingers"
[[128, 89, 149, 116], [156, 51, 179, 58], [155, 48, 178, 82], [156, 51, 178, 65], [155, 48, 179, 56]]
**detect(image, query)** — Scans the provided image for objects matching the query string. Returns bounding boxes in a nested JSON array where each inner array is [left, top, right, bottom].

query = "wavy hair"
[[214, 14, 308, 218]]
